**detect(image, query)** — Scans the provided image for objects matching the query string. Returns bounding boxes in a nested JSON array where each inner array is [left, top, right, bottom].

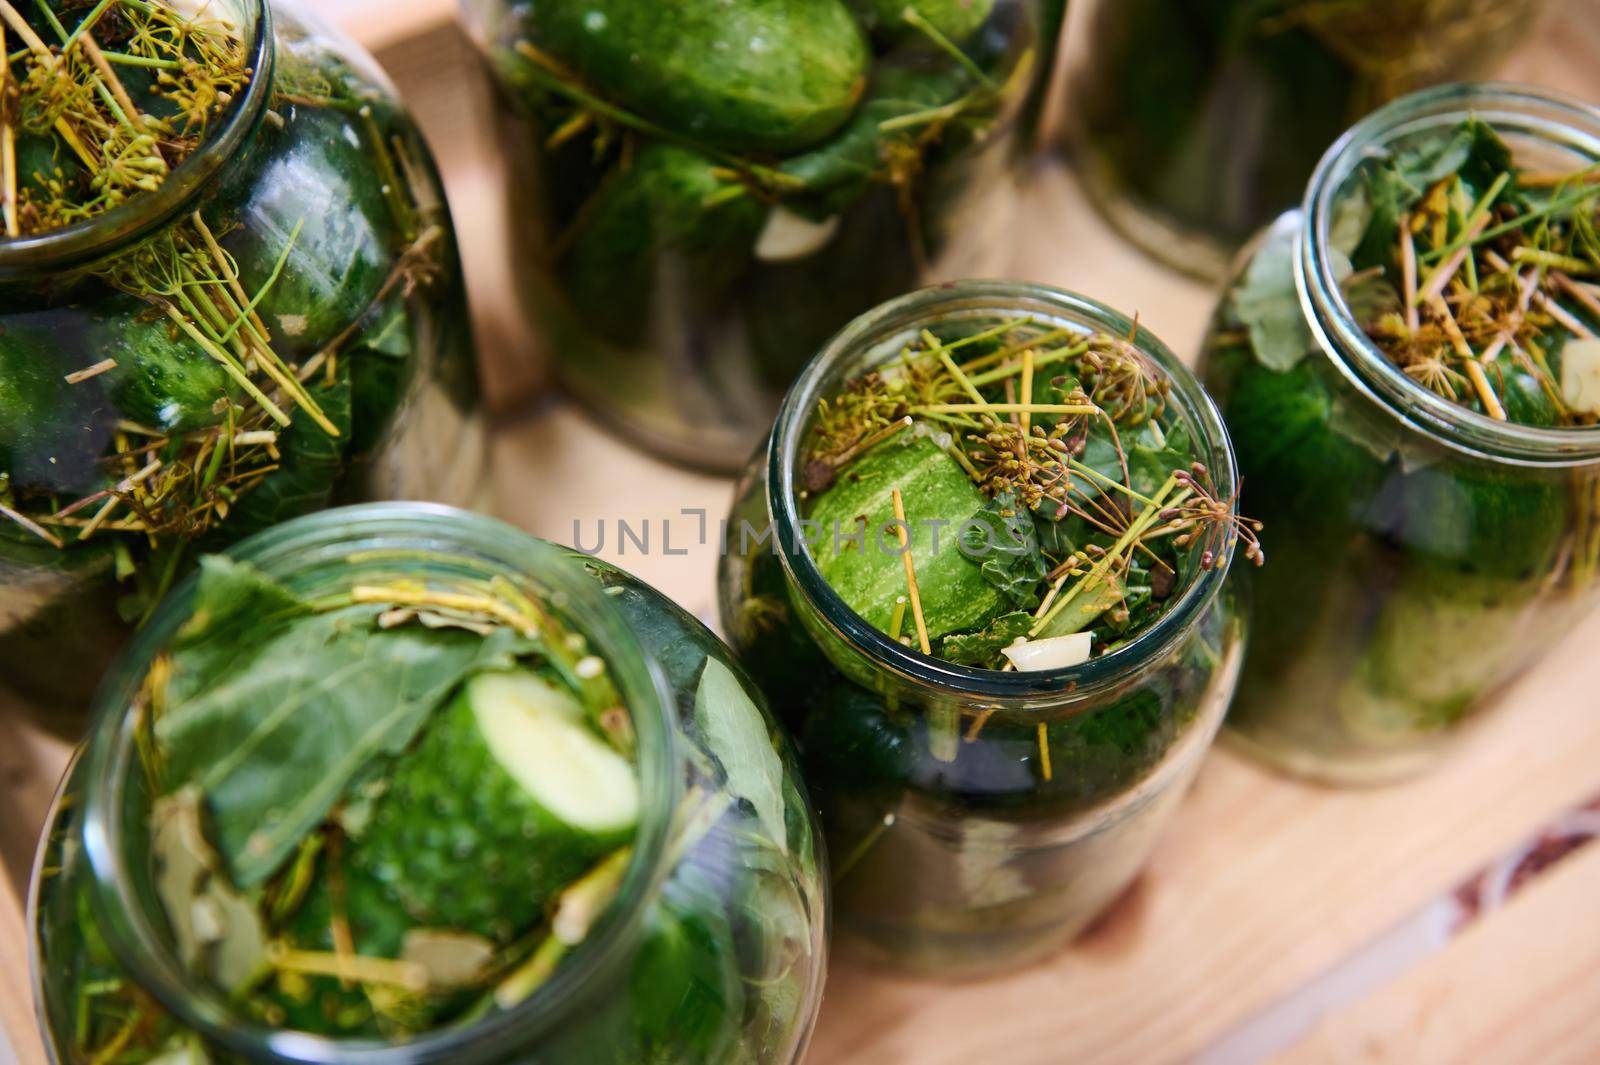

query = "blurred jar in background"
[[461, 0, 1063, 472], [1068, 0, 1551, 279]]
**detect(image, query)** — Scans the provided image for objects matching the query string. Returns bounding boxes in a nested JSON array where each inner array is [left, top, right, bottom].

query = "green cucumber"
[[221, 106, 398, 358], [1397, 461, 1569, 582], [1348, 568, 1540, 737], [97, 300, 232, 433], [560, 142, 764, 346], [524, 0, 869, 153], [0, 309, 114, 494], [808, 434, 1006, 640], [349, 669, 637, 941]]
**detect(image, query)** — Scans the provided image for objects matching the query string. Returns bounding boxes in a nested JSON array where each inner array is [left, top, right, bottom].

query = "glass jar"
[[0, 1, 488, 736], [1200, 84, 1600, 785], [1069, 0, 1550, 279], [718, 283, 1246, 976], [30, 503, 827, 1064], [460, 0, 1056, 471]]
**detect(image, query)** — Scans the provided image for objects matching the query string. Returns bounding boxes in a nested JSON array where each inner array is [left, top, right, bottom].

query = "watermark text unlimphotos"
[[570, 509, 1030, 560]]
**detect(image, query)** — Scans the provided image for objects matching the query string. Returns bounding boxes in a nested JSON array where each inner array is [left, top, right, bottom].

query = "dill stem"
[[1463, 358, 1507, 421], [31, 0, 139, 133], [1422, 179, 1600, 264], [900, 4, 994, 88], [1, 124, 15, 238], [495, 934, 566, 1008], [53, 117, 98, 170], [916, 409, 982, 431], [512, 40, 801, 192], [1427, 294, 1475, 360], [1064, 456, 1159, 507], [98, 49, 181, 69], [268, 945, 428, 993], [0, 501, 63, 547], [958, 326, 1072, 374], [1400, 215, 1418, 333], [0, 0, 52, 61], [830, 811, 895, 885], [890, 487, 932, 656], [935, 346, 986, 405], [81, 34, 143, 136], [1032, 475, 1182, 638], [163, 305, 291, 426], [887, 595, 908, 643], [917, 402, 1098, 415], [1556, 272, 1600, 324], [965, 337, 1086, 387], [60, 0, 115, 52], [1418, 211, 1489, 304], [939, 319, 1026, 353], [1532, 285, 1597, 339], [192, 211, 272, 344], [1019, 348, 1035, 435]]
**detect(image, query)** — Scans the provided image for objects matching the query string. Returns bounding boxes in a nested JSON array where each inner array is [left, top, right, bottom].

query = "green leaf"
[[1454, 118, 1519, 206], [958, 490, 1046, 609], [1128, 421, 1191, 498], [157, 562, 536, 887], [150, 786, 268, 993], [694, 657, 787, 849], [1232, 224, 1316, 372], [1350, 164, 1411, 275], [779, 63, 966, 213], [1391, 123, 1475, 191], [168, 556, 313, 692], [938, 610, 1034, 666]]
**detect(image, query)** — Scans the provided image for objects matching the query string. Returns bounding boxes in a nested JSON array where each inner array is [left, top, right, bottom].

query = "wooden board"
[[1278, 841, 1600, 1065], [2, 2, 1600, 1064]]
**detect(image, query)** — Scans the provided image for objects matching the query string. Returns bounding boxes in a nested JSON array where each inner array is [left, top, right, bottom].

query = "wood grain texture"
[[0, 854, 44, 1065], [1277, 842, 1600, 1065]]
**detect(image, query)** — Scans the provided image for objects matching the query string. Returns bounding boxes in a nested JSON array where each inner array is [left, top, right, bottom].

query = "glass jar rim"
[[76, 503, 684, 1064], [1301, 81, 1600, 466], [766, 280, 1241, 704], [0, 0, 274, 280]]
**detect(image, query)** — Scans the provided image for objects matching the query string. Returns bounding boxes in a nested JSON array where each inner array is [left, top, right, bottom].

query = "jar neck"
[[1298, 81, 1600, 467], [79, 504, 683, 1065], [0, 0, 275, 282], [765, 281, 1240, 710]]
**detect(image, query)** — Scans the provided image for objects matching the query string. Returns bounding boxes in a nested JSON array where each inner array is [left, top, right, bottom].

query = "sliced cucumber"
[[348, 668, 637, 941], [469, 669, 639, 834]]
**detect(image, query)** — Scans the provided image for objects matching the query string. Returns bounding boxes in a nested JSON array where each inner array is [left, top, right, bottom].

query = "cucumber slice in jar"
[[349, 668, 637, 942], [468, 669, 639, 834]]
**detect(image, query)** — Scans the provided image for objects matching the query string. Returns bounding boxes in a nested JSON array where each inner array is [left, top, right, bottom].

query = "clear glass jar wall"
[[1070, 0, 1551, 278], [1200, 85, 1600, 784], [0, 0, 488, 736], [461, 0, 1061, 471], [719, 284, 1246, 975], [30, 504, 827, 1064]]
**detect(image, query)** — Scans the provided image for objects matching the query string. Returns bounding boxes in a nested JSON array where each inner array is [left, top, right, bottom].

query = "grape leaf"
[[694, 657, 787, 850], [959, 490, 1046, 610], [938, 610, 1034, 666], [156, 559, 535, 887]]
